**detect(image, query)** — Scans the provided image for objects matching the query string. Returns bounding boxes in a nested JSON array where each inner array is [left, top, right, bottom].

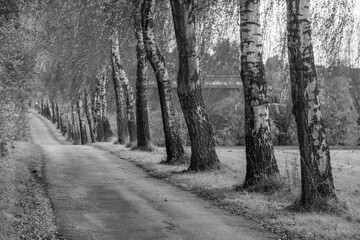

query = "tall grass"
[[0, 154, 16, 240]]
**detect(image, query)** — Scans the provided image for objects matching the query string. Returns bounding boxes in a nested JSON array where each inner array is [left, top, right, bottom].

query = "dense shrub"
[[149, 109, 189, 146], [208, 91, 245, 146], [319, 74, 360, 145], [0, 99, 30, 157], [269, 103, 298, 146]]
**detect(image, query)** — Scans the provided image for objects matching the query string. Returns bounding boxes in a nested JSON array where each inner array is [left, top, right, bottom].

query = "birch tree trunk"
[[44, 99, 48, 118], [56, 102, 60, 129], [77, 93, 88, 145], [286, 0, 336, 207], [92, 87, 100, 142], [134, 0, 152, 149], [240, 0, 279, 187], [85, 89, 96, 143], [60, 111, 66, 135], [142, 0, 184, 162], [51, 100, 56, 124], [96, 68, 113, 142], [170, 0, 219, 171], [110, 30, 137, 145], [40, 100, 44, 115], [95, 78, 105, 142], [60, 105, 67, 135], [111, 39, 128, 144], [71, 104, 80, 144], [45, 99, 51, 119], [66, 112, 71, 140]]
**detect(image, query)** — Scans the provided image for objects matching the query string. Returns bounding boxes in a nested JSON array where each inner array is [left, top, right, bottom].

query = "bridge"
[[147, 75, 243, 109], [147, 75, 281, 109]]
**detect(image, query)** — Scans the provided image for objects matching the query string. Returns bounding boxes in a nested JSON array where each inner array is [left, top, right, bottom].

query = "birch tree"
[[169, 0, 219, 170], [134, 0, 152, 149], [77, 92, 88, 145], [142, 0, 185, 162], [286, 0, 336, 207], [84, 88, 96, 142], [110, 30, 130, 145], [240, 0, 279, 187], [94, 66, 113, 142]]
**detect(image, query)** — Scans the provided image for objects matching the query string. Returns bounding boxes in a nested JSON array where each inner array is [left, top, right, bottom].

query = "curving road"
[[31, 112, 279, 240]]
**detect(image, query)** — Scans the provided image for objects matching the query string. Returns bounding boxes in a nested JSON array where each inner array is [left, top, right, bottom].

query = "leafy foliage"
[[0, 1, 36, 156], [208, 91, 245, 146], [318, 69, 360, 145]]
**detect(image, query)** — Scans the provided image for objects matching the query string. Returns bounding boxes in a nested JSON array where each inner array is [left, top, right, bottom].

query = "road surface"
[[31, 113, 279, 240]]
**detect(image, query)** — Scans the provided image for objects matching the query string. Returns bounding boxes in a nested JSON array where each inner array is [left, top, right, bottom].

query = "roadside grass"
[[93, 143, 360, 240], [0, 141, 59, 240], [0, 148, 16, 240]]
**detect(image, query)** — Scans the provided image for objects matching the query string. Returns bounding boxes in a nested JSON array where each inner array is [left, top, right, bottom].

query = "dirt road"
[[31, 113, 279, 240]]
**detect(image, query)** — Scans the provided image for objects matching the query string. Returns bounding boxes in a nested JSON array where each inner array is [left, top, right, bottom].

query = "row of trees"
[[35, 0, 221, 170], [5, 0, 358, 209]]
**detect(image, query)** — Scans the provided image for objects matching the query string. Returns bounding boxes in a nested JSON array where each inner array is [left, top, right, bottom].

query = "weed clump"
[[160, 152, 190, 166], [236, 174, 289, 194], [289, 194, 351, 215], [131, 142, 159, 152]]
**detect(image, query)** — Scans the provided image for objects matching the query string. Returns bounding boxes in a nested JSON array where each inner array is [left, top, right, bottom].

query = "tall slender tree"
[[110, 30, 129, 144], [56, 101, 60, 129], [169, 0, 219, 171], [134, 0, 152, 149], [84, 88, 96, 142], [77, 92, 88, 145], [286, 0, 336, 207], [240, 0, 279, 187], [110, 30, 137, 146], [71, 103, 81, 144], [94, 66, 113, 142], [142, 0, 184, 162]]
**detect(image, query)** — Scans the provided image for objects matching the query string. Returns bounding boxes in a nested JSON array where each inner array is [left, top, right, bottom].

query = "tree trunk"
[[85, 89, 96, 142], [96, 67, 113, 142], [124, 80, 137, 146], [92, 86, 100, 141], [51, 100, 56, 124], [66, 111, 73, 141], [72, 104, 80, 144], [47, 101, 51, 120], [110, 31, 129, 144], [56, 102, 60, 129], [45, 99, 51, 119], [60, 112, 66, 135], [286, 0, 336, 207], [134, 0, 152, 149], [240, 0, 279, 187], [40, 100, 44, 115], [111, 30, 137, 145], [77, 94, 88, 145], [95, 78, 105, 142], [170, 0, 219, 171], [142, 0, 184, 162]]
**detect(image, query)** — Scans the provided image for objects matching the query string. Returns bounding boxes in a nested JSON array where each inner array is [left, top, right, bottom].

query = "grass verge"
[[0, 141, 60, 240]]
